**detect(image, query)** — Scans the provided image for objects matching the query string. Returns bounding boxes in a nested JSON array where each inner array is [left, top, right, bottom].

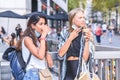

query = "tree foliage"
[[68, 0, 80, 11], [92, 0, 120, 12]]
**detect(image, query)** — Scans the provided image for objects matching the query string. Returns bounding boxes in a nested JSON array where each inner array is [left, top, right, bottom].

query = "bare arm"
[[83, 41, 89, 61], [46, 53, 53, 68], [2, 37, 10, 44], [58, 37, 72, 57], [24, 37, 46, 60], [82, 28, 92, 61], [58, 29, 81, 57]]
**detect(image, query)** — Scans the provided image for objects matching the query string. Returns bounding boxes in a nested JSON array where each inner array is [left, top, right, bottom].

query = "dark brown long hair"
[[16, 14, 47, 51]]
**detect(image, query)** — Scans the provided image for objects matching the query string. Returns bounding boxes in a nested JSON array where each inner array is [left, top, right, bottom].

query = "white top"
[[102, 24, 107, 30], [22, 37, 46, 71]]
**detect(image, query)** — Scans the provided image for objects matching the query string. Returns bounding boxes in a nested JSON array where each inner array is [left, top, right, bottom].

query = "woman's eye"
[[79, 17, 85, 19], [39, 23, 45, 25]]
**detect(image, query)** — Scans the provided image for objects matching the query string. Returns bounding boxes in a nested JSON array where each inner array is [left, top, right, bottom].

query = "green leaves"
[[92, 0, 120, 12], [68, 0, 120, 13], [68, 0, 80, 11]]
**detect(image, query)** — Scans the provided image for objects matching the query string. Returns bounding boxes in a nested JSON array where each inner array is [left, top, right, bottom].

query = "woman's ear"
[[31, 24, 35, 29]]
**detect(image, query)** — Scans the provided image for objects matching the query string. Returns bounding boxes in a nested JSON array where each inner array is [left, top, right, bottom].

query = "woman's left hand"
[[82, 28, 91, 42]]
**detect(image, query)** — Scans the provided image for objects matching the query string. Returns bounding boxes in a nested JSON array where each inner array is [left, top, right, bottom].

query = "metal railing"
[[94, 45, 120, 80]]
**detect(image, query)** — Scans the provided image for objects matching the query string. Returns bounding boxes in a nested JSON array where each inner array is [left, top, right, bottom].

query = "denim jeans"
[[23, 68, 40, 80]]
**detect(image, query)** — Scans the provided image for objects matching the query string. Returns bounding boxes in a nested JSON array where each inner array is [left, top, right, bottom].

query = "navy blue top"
[[66, 32, 82, 59]]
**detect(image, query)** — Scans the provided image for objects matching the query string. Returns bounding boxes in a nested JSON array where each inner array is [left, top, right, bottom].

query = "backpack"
[[2, 46, 31, 80]]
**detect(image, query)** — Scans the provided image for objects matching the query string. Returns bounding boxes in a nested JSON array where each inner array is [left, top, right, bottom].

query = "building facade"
[[0, 0, 68, 34], [0, 0, 68, 15]]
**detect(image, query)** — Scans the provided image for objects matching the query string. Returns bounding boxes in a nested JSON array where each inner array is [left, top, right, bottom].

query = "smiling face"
[[72, 11, 86, 28]]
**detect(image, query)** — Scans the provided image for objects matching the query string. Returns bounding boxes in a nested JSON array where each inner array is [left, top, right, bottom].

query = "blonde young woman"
[[16, 14, 53, 80], [58, 8, 93, 80]]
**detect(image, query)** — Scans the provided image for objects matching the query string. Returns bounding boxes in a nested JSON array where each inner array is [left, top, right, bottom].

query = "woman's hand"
[[68, 28, 81, 41], [82, 28, 91, 42], [41, 25, 51, 38]]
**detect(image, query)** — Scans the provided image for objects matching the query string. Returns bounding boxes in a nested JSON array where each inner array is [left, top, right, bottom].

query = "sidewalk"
[[94, 34, 120, 48]]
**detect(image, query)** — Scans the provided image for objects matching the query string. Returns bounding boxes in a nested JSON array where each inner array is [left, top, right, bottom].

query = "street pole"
[[116, 6, 118, 33], [108, 8, 111, 26], [47, 0, 50, 26]]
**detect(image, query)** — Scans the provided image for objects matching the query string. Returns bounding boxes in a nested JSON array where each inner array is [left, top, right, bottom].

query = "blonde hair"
[[68, 8, 84, 31]]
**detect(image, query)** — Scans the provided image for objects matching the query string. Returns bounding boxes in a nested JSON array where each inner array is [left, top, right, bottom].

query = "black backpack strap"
[[24, 53, 32, 72], [26, 53, 32, 65]]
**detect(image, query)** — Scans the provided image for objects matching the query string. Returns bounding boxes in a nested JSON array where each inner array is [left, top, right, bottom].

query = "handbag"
[[74, 34, 90, 80], [91, 73, 100, 80], [74, 61, 100, 80], [74, 59, 90, 80], [39, 68, 52, 80], [74, 34, 100, 80]]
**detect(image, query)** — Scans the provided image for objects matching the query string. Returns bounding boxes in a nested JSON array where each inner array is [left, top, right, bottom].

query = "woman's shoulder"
[[24, 36, 32, 40], [23, 36, 33, 44], [60, 28, 69, 38]]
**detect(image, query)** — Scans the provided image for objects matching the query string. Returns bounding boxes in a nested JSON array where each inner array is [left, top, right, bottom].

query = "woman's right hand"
[[41, 25, 51, 38], [68, 28, 81, 41]]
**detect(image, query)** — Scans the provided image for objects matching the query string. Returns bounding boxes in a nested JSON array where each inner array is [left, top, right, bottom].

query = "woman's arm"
[[83, 41, 89, 61], [58, 37, 72, 57], [46, 53, 53, 68], [2, 37, 10, 44], [82, 28, 93, 61], [24, 36, 46, 60], [58, 29, 81, 57]]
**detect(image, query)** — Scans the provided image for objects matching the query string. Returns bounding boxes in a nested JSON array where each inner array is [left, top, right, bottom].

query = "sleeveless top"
[[22, 37, 46, 71]]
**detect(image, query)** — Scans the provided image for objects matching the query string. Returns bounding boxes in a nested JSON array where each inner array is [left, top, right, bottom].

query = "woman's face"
[[34, 18, 46, 33], [72, 11, 86, 28]]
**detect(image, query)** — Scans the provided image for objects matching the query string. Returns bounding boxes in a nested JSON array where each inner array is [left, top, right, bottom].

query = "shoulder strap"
[[24, 53, 31, 72], [22, 38, 32, 71], [75, 34, 85, 79], [26, 53, 31, 65]]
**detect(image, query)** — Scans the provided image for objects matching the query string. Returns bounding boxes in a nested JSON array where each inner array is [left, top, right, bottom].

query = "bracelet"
[[85, 38, 89, 42], [39, 37, 46, 41]]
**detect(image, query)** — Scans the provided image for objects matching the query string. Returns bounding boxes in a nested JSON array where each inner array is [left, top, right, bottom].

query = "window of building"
[[32, 0, 38, 12]]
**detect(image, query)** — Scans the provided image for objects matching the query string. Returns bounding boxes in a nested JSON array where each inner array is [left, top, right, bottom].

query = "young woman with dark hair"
[[16, 14, 52, 80]]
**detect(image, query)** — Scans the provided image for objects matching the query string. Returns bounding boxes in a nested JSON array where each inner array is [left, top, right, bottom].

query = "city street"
[[95, 34, 120, 48]]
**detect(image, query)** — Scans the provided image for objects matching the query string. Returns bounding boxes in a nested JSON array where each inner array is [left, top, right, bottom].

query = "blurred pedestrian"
[[2, 33, 17, 46], [0, 26, 6, 44], [102, 22, 107, 37], [15, 24, 22, 39], [108, 25, 114, 43], [95, 24, 102, 44]]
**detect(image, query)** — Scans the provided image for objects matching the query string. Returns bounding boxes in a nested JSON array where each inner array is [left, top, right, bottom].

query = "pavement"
[[94, 34, 120, 48]]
